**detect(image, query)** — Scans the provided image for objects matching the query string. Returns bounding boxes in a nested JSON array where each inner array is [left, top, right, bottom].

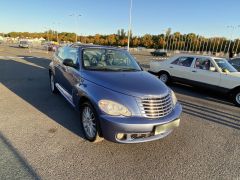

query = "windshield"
[[20, 41, 28, 44], [214, 59, 237, 73], [82, 48, 142, 71]]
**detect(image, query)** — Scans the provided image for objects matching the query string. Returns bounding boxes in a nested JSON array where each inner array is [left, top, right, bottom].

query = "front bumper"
[[99, 102, 182, 143]]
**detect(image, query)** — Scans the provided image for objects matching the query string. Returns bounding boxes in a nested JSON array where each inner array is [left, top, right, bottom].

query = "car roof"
[[172, 54, 224, 60], [69, 43, 123, 50], [231, 57, 240, 60]]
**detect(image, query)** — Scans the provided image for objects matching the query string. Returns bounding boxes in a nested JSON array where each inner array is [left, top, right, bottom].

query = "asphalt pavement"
[[0, 45, 240, 180]]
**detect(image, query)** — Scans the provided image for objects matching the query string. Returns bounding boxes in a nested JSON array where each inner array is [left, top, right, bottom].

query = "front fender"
[[73, 80, 141, 116], [48, 61, 55, 75]]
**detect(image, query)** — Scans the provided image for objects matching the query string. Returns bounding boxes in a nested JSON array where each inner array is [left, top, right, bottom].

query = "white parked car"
[[149, 54, 240, 106], [19, 40, 29, 48]]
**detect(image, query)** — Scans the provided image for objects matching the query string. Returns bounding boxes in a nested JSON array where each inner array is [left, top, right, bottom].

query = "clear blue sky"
[[0, 0, 240, 39]]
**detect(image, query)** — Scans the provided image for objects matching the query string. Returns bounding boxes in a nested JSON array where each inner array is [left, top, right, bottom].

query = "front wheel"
[[159, 72, 170, 84], [49, 73, 58, 94], [233, 90, 240, 107], [80, 102, 103, 143]]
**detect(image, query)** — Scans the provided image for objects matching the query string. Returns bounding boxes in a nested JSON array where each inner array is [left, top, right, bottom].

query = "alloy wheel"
[[236, 92, 240, 105], [50, 74, 55, 92], [82, 106, 97, 139], [159, 74, 168, 83]]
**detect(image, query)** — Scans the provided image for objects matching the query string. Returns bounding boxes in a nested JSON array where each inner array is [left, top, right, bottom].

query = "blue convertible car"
[[49, 44, 182, 143]]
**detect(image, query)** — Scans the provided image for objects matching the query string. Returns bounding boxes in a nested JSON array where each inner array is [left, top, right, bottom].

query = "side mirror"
[[209, 67, 216, 72], [63, 59, 78, 68]]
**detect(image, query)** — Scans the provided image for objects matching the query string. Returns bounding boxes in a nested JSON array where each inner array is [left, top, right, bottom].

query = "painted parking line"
[[0, 56, 35, 59]]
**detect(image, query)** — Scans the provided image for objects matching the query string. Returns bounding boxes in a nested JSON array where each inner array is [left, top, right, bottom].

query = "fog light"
[[116, 133, 125, 140]]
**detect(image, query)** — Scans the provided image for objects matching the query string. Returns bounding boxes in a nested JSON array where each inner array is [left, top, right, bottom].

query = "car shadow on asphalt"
[[180, 100, 240, 130], [0, 56, 86, 140], [169, 83, 240, 130], [170, 82, 234, 106], [0, 132, 40, 179]]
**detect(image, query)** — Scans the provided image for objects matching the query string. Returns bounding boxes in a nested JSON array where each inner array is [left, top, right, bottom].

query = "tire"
[[233, 90, 240, 107], [49, 73, 58, 94], [159, 72, 170, 84], [80, 102, 103, 143]]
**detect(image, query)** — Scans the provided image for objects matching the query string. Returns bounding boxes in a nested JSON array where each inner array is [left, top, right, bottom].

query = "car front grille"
[[138, 93, 173, 119]]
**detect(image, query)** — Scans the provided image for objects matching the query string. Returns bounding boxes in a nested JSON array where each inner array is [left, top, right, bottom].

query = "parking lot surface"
[[0, 45, 240, 180]]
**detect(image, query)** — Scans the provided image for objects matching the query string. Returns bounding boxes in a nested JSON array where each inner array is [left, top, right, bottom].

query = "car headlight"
[[98, 100, 131, 117], [171, 90, 178, 107]]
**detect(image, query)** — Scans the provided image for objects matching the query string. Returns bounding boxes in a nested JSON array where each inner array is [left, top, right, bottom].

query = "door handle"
[[192, 70, 197, 73], [169, 66, 174, 68]]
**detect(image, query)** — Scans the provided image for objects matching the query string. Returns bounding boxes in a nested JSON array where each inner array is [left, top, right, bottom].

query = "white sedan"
[[149, 54, 240, 106]]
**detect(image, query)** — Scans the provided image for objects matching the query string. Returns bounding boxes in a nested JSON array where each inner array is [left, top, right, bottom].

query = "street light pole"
[[43, 26, 49, 42], [70, 14, 82, 43], [127, 0, 133, 51], [227, 26, 234, 54], [236, 39, 240, 55]]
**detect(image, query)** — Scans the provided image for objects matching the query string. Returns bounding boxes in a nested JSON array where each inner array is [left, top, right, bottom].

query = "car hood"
[[82, 71, 169, 98]]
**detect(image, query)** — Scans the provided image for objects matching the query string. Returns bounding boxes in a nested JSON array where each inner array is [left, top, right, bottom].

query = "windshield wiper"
[[117, 68, 141, 71], [86, 67, 119, 71]]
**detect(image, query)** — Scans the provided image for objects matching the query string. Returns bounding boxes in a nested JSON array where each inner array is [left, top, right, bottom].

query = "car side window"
[[57, 47, 65, 61], [231, 58, 240, 65], [195, 58, 214, 71], [65, 47, 78, 64], [171, 57, 194, 67]]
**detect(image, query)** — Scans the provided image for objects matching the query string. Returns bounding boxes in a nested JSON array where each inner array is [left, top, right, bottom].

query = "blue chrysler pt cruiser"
[[49, 43, 182, 143]]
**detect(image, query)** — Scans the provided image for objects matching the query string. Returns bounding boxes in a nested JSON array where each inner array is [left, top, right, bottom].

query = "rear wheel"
[[159, 72, 170, 84], [80, 102, 103, 143], [233, 90, 240, 107]]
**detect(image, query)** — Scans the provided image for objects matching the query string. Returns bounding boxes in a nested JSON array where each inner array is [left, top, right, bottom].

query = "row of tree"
[[4, 29, 240, 53]]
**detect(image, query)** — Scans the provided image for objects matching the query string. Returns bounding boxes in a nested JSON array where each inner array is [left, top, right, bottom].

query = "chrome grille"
[[138, 93, 173, 119]]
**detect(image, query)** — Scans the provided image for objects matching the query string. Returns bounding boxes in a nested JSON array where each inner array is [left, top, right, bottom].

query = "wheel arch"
[[158, 70, 171, 76], [78, 95, 103, 137], [230, 85, 240, 95]]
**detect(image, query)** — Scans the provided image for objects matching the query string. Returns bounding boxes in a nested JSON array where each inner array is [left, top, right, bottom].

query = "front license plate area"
[[155, 119, 180, 135]]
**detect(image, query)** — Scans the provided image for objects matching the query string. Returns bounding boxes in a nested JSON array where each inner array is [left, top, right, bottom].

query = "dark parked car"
[[19, 40, 29, 48], [49, 44, 182, 143], [151, 50, 167, 57], [229, 58, 240, 71]]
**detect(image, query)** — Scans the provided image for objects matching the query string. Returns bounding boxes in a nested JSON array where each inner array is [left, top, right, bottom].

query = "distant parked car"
[[149, 54, 240, 106], [49, 44, 182, 143], [229, 58, 240, 71], [151, 50, 167, 57], [19, 40, 29, 48], [43, 42, 58, 51]]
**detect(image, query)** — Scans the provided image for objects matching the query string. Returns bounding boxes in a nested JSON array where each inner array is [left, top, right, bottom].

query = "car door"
[[168, 56, 195, 80], [188, 57, 221, 87], [62, 47, 81, 94], [53, 47, 66, 86]]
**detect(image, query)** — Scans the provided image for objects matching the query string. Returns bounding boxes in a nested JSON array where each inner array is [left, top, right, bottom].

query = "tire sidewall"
[[234, 90, 240, 107], [80, 102, 101, 142], [159, 73, 170, 84], [49, 73, 58, 94]]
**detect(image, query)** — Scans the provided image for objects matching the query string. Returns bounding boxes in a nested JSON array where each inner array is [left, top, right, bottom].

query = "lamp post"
[[226, 25, 237, 55], [43, 26, 49, 42], [236, 39, 240, 55], [162, 29, 167, 50], [70, 14, 82, 42], [127, 0, 133, 51], [53, 22, 61, 43], [185, 35, 189, 52]]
